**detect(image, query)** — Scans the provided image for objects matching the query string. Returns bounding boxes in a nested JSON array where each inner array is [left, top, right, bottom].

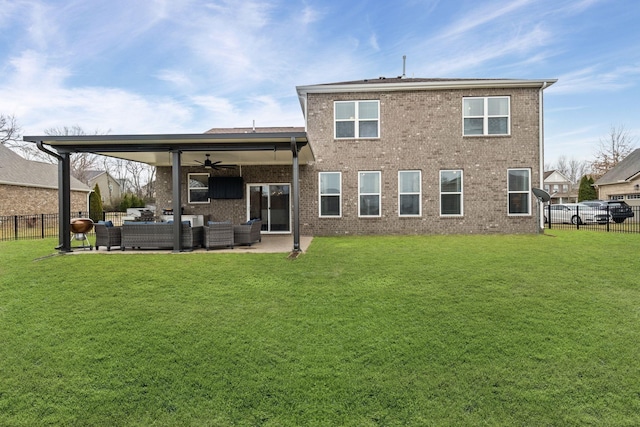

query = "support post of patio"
[[291, 137, 300, 252], [58, 151, 72, 252], [171, 150, 183, 253], [37, 141, 71, 252]]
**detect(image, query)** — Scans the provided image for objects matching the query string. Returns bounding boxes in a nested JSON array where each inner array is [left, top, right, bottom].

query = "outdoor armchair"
[[94, 222, 122, 251], [204, 221, 234, 249], [233, 219, 262, 246]]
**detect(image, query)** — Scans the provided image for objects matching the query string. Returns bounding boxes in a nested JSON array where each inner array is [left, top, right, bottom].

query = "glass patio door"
[[248, 184, 290, 233]]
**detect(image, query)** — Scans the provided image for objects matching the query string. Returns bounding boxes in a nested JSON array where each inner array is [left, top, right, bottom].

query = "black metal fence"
[[544, 204, 640, 233], [0, 212, 128, 242]]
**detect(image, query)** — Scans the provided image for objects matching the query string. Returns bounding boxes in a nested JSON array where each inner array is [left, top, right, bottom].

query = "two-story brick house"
[[294, 77, 555, 235], [25, 76, 555, 252]]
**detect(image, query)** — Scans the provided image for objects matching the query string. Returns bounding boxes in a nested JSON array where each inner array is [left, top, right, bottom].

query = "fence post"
[[13, 215, 18, 240], [547, 204, 551, 229], [41, 214, 45, 239]]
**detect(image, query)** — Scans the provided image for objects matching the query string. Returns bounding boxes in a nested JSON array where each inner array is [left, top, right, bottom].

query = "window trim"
[[318, 172, 342, 218], [439, 169, 464, 217], [463, 96, 511, 136], [188, 173, 210, 204], [507, 168, 531, 216], [358, 171, 381, 218], [334, 100, 380, 139], [398, 170, 422, 217]]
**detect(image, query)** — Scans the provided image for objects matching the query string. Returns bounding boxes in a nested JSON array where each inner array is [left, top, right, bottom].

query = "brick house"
[[594, 148, 640, 207], [25, 76, 555, 252], [0, 143, 91, 216]]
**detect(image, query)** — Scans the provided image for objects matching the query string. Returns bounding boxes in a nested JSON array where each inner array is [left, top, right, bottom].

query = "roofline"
[[24, 131, 308, 145], [296, 79, 557, 95], [0, 180, 92, 192], [23, 131, 310, 154]]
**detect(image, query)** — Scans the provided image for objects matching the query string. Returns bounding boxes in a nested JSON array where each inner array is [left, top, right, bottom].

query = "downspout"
[[291, 137, 300, 252], [538, 82, 550, 231]]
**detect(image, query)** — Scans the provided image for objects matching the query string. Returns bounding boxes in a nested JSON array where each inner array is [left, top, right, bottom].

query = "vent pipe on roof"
[[402, 55, 406, 78]]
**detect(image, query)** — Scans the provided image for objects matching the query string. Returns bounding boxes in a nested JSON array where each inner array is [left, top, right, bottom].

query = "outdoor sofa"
[[233, 219, 262, 246], [121, 222, 203, 251], [94, 221, 121, 251]]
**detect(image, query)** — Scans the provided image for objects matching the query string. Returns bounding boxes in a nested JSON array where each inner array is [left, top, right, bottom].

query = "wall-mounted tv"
[[208, 176, 244, 199]]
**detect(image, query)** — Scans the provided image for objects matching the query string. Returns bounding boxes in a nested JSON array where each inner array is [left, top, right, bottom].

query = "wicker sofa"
[[203, 221, 234, 250], [121, 222, 203, 250], [233, 219, 262, 246], [94, 222, 122, 251]]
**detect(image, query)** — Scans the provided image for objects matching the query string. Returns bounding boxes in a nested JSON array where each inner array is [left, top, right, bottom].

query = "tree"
[[0, 113, 21, 145], [44, 126, 104, 183], [89, 184, 104, 223], [578, 175, 597, 201], [592, 124, 637, 177], [553, 155, 592, 184]]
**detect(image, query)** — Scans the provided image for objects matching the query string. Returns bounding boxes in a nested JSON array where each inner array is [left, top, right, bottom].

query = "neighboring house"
[[25, 76, 556, 251], [0, 144, 91, 216], [85, 170, 124, 207], [543, 170, 576, 204], [594, 148, 640, 207]]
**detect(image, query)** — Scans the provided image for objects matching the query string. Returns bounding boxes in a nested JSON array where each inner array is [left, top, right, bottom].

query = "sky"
[[0, 0, 639, 167]]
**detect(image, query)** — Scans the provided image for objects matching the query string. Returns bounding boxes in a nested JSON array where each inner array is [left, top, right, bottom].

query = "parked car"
[[580, 200, 635, 223], [544, 203, 611, 225]]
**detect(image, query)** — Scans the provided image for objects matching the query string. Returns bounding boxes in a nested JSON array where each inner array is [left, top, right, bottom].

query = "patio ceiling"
[[23, 131, 314, 167]]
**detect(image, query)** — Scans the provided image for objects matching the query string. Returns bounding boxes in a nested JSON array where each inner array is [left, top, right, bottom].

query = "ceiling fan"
[[196, 154, 236, 170]]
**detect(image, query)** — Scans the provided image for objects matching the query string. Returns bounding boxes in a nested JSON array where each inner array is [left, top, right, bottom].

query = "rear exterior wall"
[[298, 87, 543, 235]]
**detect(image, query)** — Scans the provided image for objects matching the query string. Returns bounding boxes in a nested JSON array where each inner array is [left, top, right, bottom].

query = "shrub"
[[89, 184, 104, 222]]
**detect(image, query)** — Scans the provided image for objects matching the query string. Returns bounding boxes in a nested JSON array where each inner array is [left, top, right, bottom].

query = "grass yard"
[[0, 231, 639, 426]]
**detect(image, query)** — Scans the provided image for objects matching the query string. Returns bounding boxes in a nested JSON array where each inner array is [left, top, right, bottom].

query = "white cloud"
[[550, 64, 640, 94]]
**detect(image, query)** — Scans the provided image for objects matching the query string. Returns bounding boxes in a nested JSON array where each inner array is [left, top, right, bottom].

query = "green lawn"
[[1, 231, 639, 426]]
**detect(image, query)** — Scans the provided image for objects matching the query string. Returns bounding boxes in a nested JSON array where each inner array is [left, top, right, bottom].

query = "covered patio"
[[23, 129, 314, 253]]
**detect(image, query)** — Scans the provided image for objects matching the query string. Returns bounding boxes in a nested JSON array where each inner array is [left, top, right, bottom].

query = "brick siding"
[[155, 86, 543, 236], [0, 184, 88, 216]]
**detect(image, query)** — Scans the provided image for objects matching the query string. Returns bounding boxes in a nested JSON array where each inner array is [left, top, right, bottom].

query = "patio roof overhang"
[[23, 131, 314, 167], [23, 131, 312, 254]]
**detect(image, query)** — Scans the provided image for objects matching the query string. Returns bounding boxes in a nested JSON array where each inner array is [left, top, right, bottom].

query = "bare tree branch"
[[592, 124, 637, 176]]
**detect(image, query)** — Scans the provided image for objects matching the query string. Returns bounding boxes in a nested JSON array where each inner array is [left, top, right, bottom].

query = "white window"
[[463, 96, 510, 136], [319, 172, 341, 217], [335, 100, 379, 139], [359, 171, 381, 217], [398, 170, 421, 216], [508, 169, 531, 215], [188, 173, 209, 204], [440, 170, 463, 216]]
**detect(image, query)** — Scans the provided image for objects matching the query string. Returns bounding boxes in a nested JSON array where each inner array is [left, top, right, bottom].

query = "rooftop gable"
[[595, 148, 640, 185], [0, 144, 91, 192]]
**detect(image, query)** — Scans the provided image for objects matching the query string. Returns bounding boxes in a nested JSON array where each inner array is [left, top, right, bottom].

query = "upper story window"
[[188, 173, 209, 204], [398, 170, 421, 216], [507, 168, 530, 215], [319, 172, 341, 217], [463, 96, 510, 136], [335, 100, 379, 139], [359, 171, 381, 217]]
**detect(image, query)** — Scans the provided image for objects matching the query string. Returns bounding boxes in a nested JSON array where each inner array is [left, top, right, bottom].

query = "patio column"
[[37, 141, 71, 252], [58, 151, 72, 252], [291, 137, 300, 252], [171, 150, 182, 253]]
